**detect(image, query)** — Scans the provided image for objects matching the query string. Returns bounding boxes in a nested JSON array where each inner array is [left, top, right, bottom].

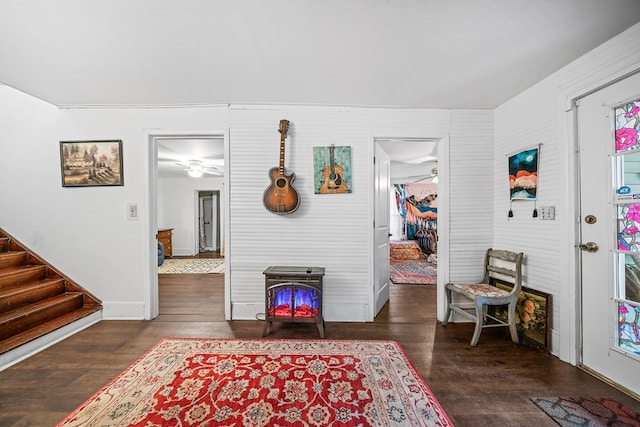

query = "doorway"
[[372, 136, 446, 319], [577, 70, 640, 396], [148, 132, 229, 320], [197, 190, 220, 254]]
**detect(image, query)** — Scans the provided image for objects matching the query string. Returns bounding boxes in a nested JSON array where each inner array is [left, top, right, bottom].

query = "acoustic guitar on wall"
[[320, 145, 348, 194], [263, 119, 300, 214]]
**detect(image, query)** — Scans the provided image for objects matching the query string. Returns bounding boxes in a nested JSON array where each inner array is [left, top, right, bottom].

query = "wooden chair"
[[442, 248, 524, 346]]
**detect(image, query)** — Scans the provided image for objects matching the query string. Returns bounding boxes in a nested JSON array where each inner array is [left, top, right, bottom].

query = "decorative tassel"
[[533, 202, 538, 218], [508, 201, 513, 218]]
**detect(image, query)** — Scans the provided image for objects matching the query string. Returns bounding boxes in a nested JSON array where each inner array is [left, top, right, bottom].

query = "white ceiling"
[[1, 0, 639, 110], [156, 138, 224, 178], [2, 1, 639, 176]]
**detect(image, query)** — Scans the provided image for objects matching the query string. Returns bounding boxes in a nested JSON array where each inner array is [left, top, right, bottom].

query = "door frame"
[[146, 130, 230, 320], [369, 132, 449, 322], [564, 68, 640, 366]]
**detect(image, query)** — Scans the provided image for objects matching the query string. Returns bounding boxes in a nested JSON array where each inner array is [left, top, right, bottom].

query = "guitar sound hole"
[[275, 177, 288, 189]]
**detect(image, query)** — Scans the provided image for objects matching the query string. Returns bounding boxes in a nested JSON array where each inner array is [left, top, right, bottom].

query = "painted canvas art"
[[313, 145, 352, 194], [509, 147, 539, 200], [60, 140, 123, 187]]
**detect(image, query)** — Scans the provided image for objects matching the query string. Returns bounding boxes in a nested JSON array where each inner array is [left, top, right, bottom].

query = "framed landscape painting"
[[60, 140, 124, 187], [489, 278, 552, 351]]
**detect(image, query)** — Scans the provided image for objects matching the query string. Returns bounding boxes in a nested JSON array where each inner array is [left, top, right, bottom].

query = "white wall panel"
[[226, 106, 492, 321], [158, 176, 224, 256], [447, 110, 495, 283], [494, 22, 640, 358]]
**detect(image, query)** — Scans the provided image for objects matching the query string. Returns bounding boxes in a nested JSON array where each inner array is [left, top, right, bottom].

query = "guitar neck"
[[279, 135, 286, 175], [329, 146, 336, 173]]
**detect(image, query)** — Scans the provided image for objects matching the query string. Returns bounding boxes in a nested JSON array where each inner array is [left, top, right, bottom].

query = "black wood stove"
[[262, 266, 325, 338]]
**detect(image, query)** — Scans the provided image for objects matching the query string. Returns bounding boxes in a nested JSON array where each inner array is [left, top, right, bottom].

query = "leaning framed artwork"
[[489, 278, 552, 351], [60, 140, 124, 187]]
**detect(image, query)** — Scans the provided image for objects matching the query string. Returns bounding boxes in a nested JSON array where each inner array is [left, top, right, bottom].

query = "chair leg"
[[470, 300, 484, 346], [442, 285, 452, 326], [507, 301, 520, 344], [509, 301, 520, 344]]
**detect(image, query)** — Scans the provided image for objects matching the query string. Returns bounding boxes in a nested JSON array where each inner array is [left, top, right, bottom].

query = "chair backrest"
[[481, 248, 524, 296]]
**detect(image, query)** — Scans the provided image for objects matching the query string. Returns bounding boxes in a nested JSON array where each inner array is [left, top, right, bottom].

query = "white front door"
[[578, 71, 640, 395], [373, 143, 391, 317]]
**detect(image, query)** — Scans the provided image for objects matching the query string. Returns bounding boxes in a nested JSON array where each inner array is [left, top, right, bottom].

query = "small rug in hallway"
[[56, 338, 453, 427], [531, 396, 640, 426], [390, 260, 437, 284], [158, 258, 224, 274]]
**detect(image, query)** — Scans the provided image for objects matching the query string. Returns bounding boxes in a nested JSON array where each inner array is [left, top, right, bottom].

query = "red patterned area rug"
[[390, 260, 437, 285], [531, 396, 640, 426], [56, 338, 453, 427]]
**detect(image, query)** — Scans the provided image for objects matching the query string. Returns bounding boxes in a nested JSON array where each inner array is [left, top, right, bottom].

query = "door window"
[[613, 98, 640, 356]]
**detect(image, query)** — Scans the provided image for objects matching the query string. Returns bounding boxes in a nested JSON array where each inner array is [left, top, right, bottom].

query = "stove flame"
[[268, 285, 319, 318]]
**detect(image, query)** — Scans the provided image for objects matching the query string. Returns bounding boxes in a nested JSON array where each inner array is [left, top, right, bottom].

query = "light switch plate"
[[127, 202, 138, 220], [540, 206, 555, 220]]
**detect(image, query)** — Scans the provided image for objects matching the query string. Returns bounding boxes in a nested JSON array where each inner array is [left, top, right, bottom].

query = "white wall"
[[0, 91, 495, 323], [0, 90, 229, 318], [494, 22, 640, 360], [226, 106, 494, 321], [158, 176, 224, 256]]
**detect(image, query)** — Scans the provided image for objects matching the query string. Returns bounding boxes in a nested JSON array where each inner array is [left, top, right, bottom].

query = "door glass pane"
[[615, 99, 640, 153], [615, 100, 640, 355], [619, 301, 640, 354], [617, 204, 640, 252]]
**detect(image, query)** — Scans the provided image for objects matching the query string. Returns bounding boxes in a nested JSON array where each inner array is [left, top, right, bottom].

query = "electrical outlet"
[[127, 202, 138, 220]]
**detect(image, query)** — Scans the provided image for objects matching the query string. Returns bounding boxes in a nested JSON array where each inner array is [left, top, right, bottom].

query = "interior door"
[[373, 143, 391, 316], [203, 196, 214, 250], [578, 71, 640, 395]]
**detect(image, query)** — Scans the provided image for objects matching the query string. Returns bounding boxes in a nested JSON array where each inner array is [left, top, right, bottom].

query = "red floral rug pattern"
[[56, 339, 452, 427], [390, 260, 437, 285]]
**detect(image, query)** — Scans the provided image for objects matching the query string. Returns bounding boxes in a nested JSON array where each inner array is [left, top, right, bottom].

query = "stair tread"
[[0, 306, 102, 354], [0, 227, 102, 356], [0, 293, 84, 323], [0, 278, 65, 296], [0, 264, 46, 276], [0, 279, 67, 314]]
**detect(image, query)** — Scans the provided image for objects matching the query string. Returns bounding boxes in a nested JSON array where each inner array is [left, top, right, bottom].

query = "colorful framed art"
[[60, 140, 124, 187], [489, 278, 552, 351], [313, 145, 352, 194]]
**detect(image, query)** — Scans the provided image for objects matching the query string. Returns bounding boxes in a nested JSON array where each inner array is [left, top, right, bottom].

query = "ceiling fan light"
[[187, 168, 203, 178], [432, 176, 438, 184]]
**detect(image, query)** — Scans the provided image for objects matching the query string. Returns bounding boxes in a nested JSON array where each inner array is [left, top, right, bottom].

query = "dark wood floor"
[[0, 273, 638, 426]]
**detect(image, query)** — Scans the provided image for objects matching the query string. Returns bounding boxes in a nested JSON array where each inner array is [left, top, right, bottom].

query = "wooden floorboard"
[[0, 273, 638, 426]]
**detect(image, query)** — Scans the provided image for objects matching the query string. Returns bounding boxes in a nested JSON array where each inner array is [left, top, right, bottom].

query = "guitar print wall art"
[[313, 145, 352, 194], [263, 119, 300, 214]]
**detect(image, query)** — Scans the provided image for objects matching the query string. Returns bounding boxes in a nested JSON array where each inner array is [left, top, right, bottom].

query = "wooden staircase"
[[0, 228, 102, 355]]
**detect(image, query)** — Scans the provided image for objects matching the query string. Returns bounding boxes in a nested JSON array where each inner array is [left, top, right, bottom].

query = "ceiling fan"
[[408, 167, 438, 183], [177, 160, 222, 178]]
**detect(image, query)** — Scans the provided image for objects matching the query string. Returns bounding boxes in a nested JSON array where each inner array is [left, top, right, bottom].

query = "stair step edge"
[[0, 278, 66, 295], [0, 307, 102, 355], [0, 293, 85, 323]]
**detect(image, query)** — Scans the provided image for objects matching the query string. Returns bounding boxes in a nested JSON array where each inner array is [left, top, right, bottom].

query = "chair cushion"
[[452, 283, 510, 298]]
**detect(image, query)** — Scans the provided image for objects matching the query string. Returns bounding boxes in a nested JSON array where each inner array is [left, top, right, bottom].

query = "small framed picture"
[[60, 140, 124, 187], [489, 278, 552, 351], [313, 145, 352, 194]]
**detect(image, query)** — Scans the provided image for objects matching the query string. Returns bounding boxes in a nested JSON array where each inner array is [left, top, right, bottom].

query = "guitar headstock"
[[278, 119, 290, 138]]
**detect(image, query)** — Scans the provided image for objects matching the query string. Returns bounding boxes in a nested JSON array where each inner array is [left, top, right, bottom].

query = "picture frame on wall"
[[313, 145, 352, 194], [489, 278, 552, 351], [60, 140, 124, 187]]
